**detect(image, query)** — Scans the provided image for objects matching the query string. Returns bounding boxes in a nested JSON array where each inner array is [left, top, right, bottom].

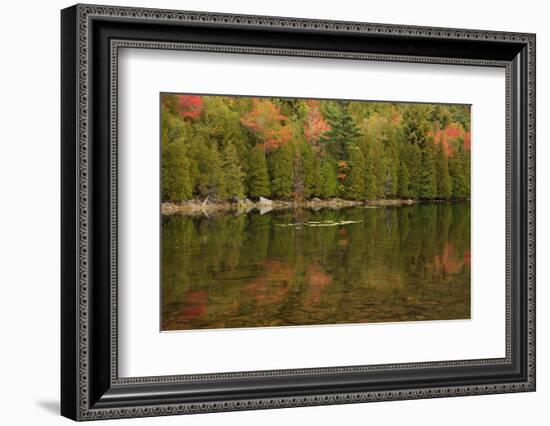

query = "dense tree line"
[[161, 94, 471, 202]]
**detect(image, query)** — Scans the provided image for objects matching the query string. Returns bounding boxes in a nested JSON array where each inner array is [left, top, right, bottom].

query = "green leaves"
[[247, 145, 271, 199], [160, 94, 471, 203]]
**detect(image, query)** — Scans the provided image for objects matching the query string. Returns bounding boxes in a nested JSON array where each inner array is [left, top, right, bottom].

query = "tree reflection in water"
[[162, 203, 470, 331]]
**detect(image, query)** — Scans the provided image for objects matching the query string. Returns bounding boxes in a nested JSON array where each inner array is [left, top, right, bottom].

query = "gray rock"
[[311, 197, 322, 203], [258, 196, 273, 205]]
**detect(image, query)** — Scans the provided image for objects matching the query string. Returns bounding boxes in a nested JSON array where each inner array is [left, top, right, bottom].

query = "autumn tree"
[[176, 95, 204, 119], [240, 99, 292, 150], [303, 100, 331, 148], [160, 94, 471, 203]]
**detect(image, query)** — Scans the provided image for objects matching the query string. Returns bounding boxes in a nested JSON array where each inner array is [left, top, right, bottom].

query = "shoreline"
[[160, 198, 466, 215]]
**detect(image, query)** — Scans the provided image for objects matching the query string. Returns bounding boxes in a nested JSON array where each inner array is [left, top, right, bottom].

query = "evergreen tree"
[[320, 102, 361, 159], [345, 146, 366, 200], [435, 141, 452, 199], [247, 145, 271, 198], [160, 94, 471, 204], [269, 143, 294, 199], [161, 99, 193, 201], [402, 143, 422, 198], [221, 143, 245, 199], [397, 160, 410, 198], [162, 140, 192, 201], [292, 144, 305, 201], [418, 143, 437, 199], [196, 143, 224, 199], [401, 104, 432, 149], [311, 155, 323, 197], [383, 155, 399, 198], [319, 158, 338, 198], [363, 147, 377, 200], [449, 147, 470, 200], [299, 142, 317, 199]]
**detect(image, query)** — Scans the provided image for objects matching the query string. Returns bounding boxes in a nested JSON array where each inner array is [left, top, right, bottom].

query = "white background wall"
[[0, 0, 547, 424]]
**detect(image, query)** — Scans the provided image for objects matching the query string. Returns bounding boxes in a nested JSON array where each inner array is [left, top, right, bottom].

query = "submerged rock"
[[259, 206, 273, 215]]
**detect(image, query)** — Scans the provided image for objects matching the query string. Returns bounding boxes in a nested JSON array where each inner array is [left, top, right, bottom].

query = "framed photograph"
[[61, 4, 536, 421]]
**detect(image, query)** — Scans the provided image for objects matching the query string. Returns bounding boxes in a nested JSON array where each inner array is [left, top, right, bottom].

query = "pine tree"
[[435, 141, 452, 199], [344, 146, 366, 200], [247, 145, 271, 198], [320, 102, 361, 160], [221, 143, 245, 199], [269, 143, 294, 199]]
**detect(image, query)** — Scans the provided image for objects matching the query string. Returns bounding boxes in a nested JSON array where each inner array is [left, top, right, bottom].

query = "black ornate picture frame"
[[61, 3, 536, 421]]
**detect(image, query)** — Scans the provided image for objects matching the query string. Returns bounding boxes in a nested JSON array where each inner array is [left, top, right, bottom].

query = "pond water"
[[162, 203, 470, 331]]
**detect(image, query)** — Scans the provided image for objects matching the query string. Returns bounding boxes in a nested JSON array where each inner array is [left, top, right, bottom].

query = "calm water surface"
[[162, 203, 470, 331]]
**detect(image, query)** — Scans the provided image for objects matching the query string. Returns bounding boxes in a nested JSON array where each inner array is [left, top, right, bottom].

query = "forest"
[[161, 94, 471, 203]]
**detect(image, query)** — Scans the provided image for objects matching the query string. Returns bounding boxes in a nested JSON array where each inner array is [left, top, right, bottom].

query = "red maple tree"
[[303, 100, 331, 147], [432, 123, 471, 156], [177, 95, 203, 119]]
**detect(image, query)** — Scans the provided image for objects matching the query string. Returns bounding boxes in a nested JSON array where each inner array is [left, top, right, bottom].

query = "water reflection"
[[162, 203, 471, 331]]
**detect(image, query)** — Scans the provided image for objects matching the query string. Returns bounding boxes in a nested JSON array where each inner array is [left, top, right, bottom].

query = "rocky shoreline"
[[161, 197, 418, 215]]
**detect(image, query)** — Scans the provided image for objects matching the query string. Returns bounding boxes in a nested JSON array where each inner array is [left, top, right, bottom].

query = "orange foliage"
[[244, 260, 294, 305], [305, 263, 333, 304], [337, 161, 348, 181], [432, 124, 471, 156], [391, 108, 401, 125], [463, 250, 471, 266], [433, 243, 463, 274], [240, 99, 293, 150], [304, 100, 331, 146]]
